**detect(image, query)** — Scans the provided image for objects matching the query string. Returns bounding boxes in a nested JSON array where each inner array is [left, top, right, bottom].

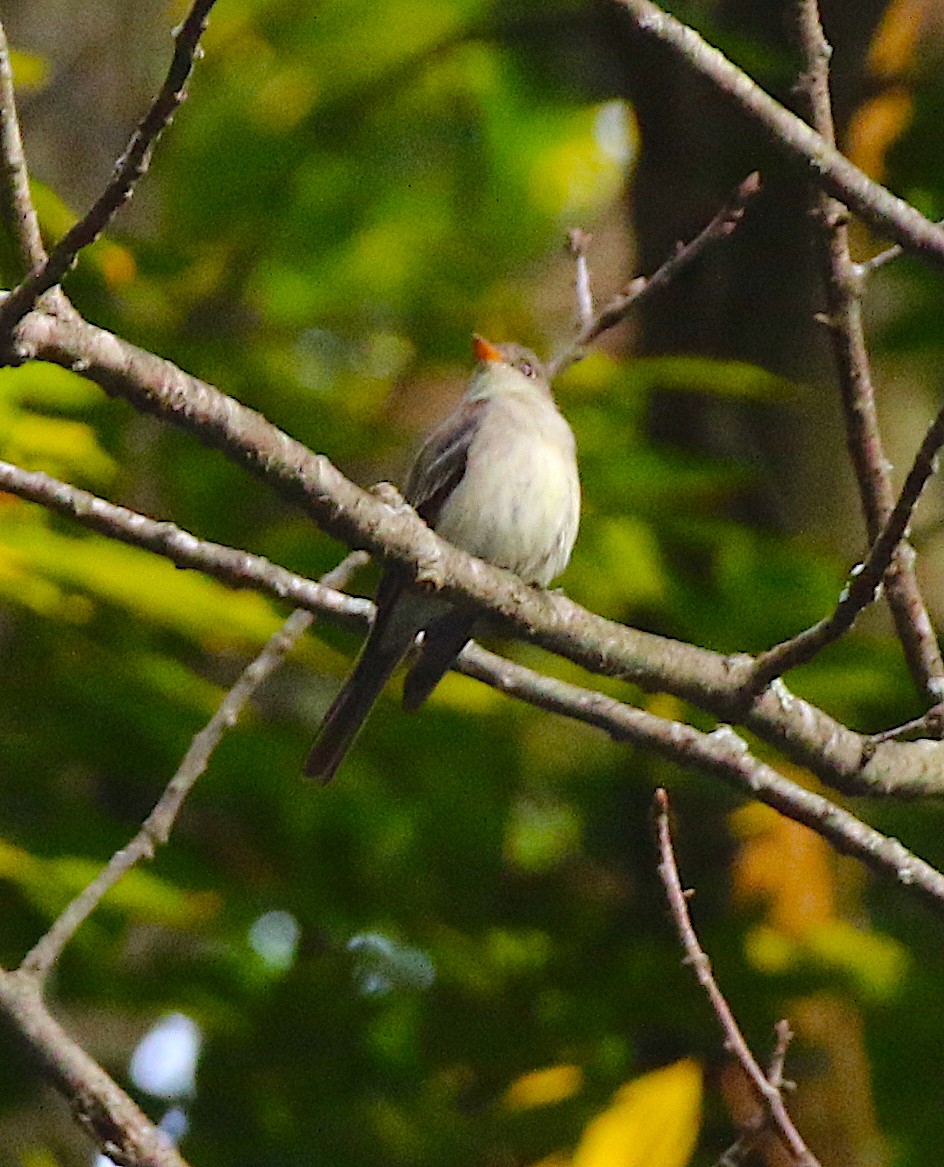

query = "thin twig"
[[566, 228, 594, 330], [746, 399, 944, 694], [19, 551, 365, 981], [713, 1134, 759, 1167], [855, 242, 902, 278], [869, 701, 944, 745], [854, 217, 944, 280], [613, 0, 944, 267], [0, 20, 45, 273], [0, 460, 373, 627], [654, 789, 820, 1167], [550, 172, 761, 376], [767, 1019, 795, 1091], [793, 0, 944, 700], [0, 0, 217, 332]]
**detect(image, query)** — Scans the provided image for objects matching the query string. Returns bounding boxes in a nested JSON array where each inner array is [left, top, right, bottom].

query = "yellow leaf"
[[504, 1064, 584, 1110], [1, 414, 116, 484], [0, 837, 218, 929], [572, 1060, 701, 1167], [10, 49, 49, 92], [867, 0, 929, 78], [846, 90, 912, 183], [731, 796, 835, 935]]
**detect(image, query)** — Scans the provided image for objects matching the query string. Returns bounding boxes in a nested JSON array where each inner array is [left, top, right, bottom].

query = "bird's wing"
[[405, 397, 486, 527]]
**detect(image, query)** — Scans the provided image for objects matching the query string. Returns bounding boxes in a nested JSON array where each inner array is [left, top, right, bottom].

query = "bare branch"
[[0, 460, 372, 628], [491, 668, 944, 910], [550, 172, 761, 376], [10, 454, 944, 896], [0, 0, 217, 332], [13, 308, 944, 798], [613, 0, 944, 266], [654, 789, 820, 1167], [0, 20, 45, 273], [855, 242, 902, 278], [870, 702, 944, 745], [746, 400, 944, 694], [19, 552, 365, 981], [793, 0, 943, 700], [767, 1019, 795, 1091], [565, 228, 594, 330], [0, 969, 189, 1167]]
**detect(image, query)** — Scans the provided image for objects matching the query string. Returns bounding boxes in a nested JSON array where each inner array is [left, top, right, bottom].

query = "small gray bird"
[[304, 334, 580, 783]]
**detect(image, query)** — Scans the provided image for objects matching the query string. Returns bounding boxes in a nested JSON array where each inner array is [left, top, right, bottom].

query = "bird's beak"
[[472, 334, 504, 364]]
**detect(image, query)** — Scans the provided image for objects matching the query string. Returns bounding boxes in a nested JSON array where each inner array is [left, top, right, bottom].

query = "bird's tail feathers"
[[402, 612, 476, 712], [304, 631, 411, 784]]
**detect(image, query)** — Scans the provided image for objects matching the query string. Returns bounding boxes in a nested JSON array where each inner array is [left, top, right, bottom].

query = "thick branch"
[[613, 0, 944, 266], [13, 307, 944, 799], [5, 461, 944, 909], [0, 969, 188, 1167]]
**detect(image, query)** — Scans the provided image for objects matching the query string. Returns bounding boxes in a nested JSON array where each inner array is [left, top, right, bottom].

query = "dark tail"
[[304, 634, 410, 785], [402, 611, 476, 712]]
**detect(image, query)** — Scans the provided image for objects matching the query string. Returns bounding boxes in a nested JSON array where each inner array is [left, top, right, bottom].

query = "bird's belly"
[[436, 437, 578, 586]]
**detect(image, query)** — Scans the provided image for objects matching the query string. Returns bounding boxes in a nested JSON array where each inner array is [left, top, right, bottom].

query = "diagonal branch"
[[0, 967, 190, 1165], [0, 554, 361, 1162], [0, 0, 217, 333], [613, 0, 944, 266], [549, 172, 761, 377], [654, 789, 820, 1166], [4, 464, 944, 909], [0, 20, 45, 273], [0, 459, 373, 628], [13, 307, 944, 799], [746, 399, 944, 694], [793, 0, 943, 701], [19, 553, 364, 981]]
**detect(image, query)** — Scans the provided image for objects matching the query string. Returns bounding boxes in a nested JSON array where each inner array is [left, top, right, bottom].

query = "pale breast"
[[435, 392, 580, 586]]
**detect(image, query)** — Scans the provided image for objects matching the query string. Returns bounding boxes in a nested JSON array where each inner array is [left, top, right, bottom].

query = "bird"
[[303, 333, 580, 783]]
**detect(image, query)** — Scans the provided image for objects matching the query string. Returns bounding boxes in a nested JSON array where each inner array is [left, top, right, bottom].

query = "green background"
[[2, 1, 944, 1164]]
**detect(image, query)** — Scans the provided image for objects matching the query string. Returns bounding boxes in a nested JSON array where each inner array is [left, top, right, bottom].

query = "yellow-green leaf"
[[571, 1059, 702, 1167]]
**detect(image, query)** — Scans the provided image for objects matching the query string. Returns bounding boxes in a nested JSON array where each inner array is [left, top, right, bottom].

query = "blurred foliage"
[[2, 1, 944, 1166]]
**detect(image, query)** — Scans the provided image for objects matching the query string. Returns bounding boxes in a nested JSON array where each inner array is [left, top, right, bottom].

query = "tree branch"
[[613, 0, 944, 266], [0, 459, 373, 628], [746, 399, 944, 694], [565, 227, 594, 331], [654, 789, 820, 1165], [12, 307, 944, 798], [550, 172, 762, 376], [0, 968, 189, 1166], [0, 20, 45, 274], [0, 0, 217, 332], [793, 0, 943, 701], [6, 456, 944, 904], [0, 553, 362, 1162]]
